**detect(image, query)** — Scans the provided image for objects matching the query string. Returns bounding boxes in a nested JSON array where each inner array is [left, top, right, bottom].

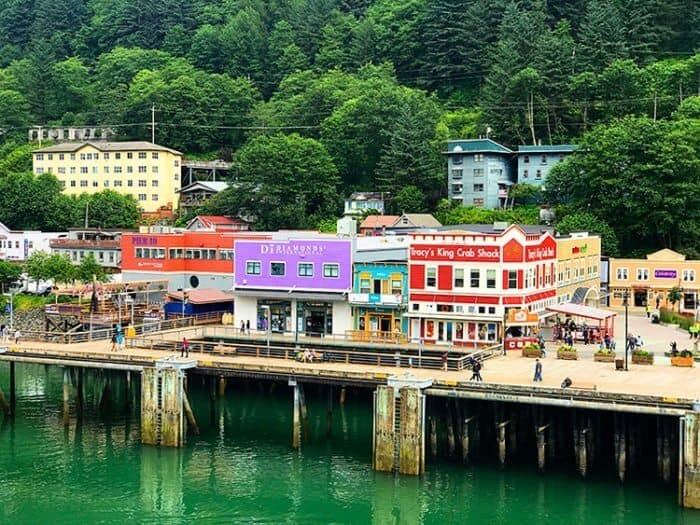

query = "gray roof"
[[178, 181, 229, 193], [445, 139, 512, 155], [392, 214, 442, 228], [436, 224, 553, 235], [33, 141, 182, 155], [517, 145, 577, 153]]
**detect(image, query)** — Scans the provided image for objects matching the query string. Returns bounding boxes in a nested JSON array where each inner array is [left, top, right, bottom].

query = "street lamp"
[[623, 289, 629, 371], [260, 305, 271, 356]]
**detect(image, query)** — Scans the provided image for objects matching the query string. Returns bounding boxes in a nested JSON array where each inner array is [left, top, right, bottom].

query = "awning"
[[546, 303, 616, 321], [233, 288, 346, 302]]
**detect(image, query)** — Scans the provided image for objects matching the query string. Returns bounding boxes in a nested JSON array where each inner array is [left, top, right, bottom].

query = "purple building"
[[233, 239, 352, 336]]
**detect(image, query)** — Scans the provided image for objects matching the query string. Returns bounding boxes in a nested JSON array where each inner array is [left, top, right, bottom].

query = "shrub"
[[633, 349, 651, 357], [680, 350, 694, 358], [523, 343, 540, 351], [557, 345, 576, 353], [659, 307, 694, 330], [595, 349, 614, 355]]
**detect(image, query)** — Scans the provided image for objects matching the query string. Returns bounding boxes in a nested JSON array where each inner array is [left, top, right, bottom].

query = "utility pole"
[[84, 201, 89, 228], [151, 104, 156, 144]]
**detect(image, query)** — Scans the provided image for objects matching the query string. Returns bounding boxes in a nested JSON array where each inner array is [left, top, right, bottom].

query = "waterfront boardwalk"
[[2, 330, 700, 402]]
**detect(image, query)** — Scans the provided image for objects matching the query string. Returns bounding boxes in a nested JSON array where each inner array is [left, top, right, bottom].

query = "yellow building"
[[32, 141, 183, 213], [555, 232, 601, 306], [609, 249, 700, 312]]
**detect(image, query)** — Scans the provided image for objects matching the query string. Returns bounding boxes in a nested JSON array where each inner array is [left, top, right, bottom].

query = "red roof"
[[360, 215, 399, 229], [197, 216, 237, 227]]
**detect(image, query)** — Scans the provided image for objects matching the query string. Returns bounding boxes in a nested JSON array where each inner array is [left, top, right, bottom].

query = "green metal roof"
[[517, 145, 577, 153], [445, 139, 512, 155]]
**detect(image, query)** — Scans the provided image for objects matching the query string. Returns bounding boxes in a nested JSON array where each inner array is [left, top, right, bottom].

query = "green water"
[[1, 365, 699, 525]]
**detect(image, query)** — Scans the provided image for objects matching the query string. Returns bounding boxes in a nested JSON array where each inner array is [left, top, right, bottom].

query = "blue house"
[[445, 139, 515, 209], [349, 261, 408, 339], [516, 145, 576, 186]]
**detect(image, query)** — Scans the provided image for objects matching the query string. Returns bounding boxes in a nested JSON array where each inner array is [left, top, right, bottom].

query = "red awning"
[[546, 303, 616, 321]]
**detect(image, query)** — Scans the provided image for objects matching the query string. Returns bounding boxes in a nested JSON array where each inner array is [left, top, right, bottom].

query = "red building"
[[407, 225, 557, 347], [121, 229, 270, 291]]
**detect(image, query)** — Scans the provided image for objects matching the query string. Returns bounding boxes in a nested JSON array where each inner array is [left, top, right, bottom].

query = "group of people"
[[468, 356, 483, 381], [625, 333, 644, 351], [109, 323, 125, 351], [296, 349, 322, 362], [0, 325, 20, 344], [554, 319, 599, 346], [239, 320, 251, 335]]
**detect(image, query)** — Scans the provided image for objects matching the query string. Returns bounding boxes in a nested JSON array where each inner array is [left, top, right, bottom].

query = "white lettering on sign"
[[260, 244, 326, 256], [410, 244, 500, 261], [527, 246, 555, 261]]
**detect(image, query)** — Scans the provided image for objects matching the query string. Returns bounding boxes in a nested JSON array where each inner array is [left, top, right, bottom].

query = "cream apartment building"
[[32, 141, 182, 213]]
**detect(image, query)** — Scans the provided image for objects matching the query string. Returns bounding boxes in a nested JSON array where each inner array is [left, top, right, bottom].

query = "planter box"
[[632, 354, 654, 365], [594, 353, 616, 363], [521, 348, 542, 358], [557, 351, 578, 360], [671, 356, 694, 367]]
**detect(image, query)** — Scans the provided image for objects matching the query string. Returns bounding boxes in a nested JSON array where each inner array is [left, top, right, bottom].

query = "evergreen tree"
[[578, 0, 628, 71]]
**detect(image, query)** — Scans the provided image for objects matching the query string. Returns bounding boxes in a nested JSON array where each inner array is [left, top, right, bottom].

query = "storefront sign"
[[526, 245, 555, 261], [131, 236, 159, 246], [654, 269, 677, 279], [572, 244, 587, 254], [409, 244, 501, 262], [259, 243, 326, 256]]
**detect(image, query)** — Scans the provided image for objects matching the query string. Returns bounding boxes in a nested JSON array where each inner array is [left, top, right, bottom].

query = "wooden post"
[[680, 412, 700, 508], [372, 385, 395, 472], [340, 386, 346, 406], [446, 400, 455, 457], [63, 367, 71, 423], [430, 415, 437, 457], [398, 387, 425, 475], [663, 419, 672, 484], [183, 389, 200, 436], [299, 384, 309, 443], [160, 368, 185, 447], [462, 417, 474, 465], [125, 371, 132, 409], [578, 428, 588, 478], [536, 424, 550, 473], [326, 386, 333, 437], [0, 387, 10, 417], [218, 376, 226, 398], [497, 420, 510, 469], [209, 376, 216, 426], [140, 368, 158, 445], [615, 414, 627, 483]]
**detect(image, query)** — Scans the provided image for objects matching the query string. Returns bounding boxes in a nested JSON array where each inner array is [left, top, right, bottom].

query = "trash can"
[[615, 358, 624, 370]]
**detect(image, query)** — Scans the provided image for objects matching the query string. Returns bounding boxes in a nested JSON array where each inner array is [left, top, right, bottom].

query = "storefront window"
[[323, 263, 339, 278], [246, 261, 261, 275], [360, 279, 371, 293], [426, 267, 437, 287], [257, 301, 291, 332], [486, 270, 496, 289], [270, 262, 286, 276]]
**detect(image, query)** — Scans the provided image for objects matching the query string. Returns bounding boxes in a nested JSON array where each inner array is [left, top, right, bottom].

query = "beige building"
[[555, 232, 601, 306], [32, 141, 182, 213], [609, 249, 700, 312]]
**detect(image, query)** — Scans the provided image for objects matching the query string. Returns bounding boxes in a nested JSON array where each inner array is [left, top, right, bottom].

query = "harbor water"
[[1, 364, 698, 525]]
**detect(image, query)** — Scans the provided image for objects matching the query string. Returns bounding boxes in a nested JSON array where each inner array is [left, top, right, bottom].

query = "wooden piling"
[[9, 361, 15, 414], [536, 424, 549, 473], [446, 400, 455, 457], [615, 414, 627, 483], [326, 386, 333, 437], [399, 387, 424, 475], [140, 368, 158, 445], [372, 385, 395, 472], [340, 386, 346, 406], [125, 371, 132, 409], [160, 368, 185, 447], [577, 428, 588, 478], [662, 420, 672, 484], [0, 387, 10, 417], [497, 421, 509, 469], [429, 415, 437, 457], [462, 417, 474, 465], [299, 384, 309, 442], [63, 368, 70, 423], [183, 390, 200, 436], [292, 383, 301, 450], [218, 376, 226, 397]]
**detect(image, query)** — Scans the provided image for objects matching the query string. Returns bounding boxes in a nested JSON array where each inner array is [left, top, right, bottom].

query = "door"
[[633, 290, 647, 307], [380, 317, 391, 333], [446, 322, 453, 341], [437, 321, 445, 341]]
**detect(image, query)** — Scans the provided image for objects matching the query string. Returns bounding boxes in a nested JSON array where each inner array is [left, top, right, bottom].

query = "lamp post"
[[260, 305, 271, 356], [3, 292, 13, 331], [623, 289, 629, 371]]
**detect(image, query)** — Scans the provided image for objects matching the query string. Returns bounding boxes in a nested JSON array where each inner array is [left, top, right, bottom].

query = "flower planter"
[[594, 353, 616, 363], [557, 351, 578, 360], [632, 354, 654, 365], [671, 356, 694, 367], [521, 348, 542, 358]]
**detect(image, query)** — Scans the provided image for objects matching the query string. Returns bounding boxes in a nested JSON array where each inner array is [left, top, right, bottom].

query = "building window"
[[426, 267, 437, 287], [80, 153, 86, 160], [523, 170, 528, 179], [536, 170, 542, 179], [508, 270, 518, 288], [474, 154, 484, 162], [636, 268, 649, 281], [138, 166, 147, 173], [541, 155, 547, 164], [114, 166, 122, 174], [60, 181, 66, 187], [115, 153, 121, 159], [469, 269, 480, 288], [246, 261, 261, 275], [298, 263, 313, 277], [152, 166, 159, 173], [70, 153, 76, 160], [152, 180, 158, 187], [104, 153, 110, 160], [683, 269, 696, 282], [92, 166, 98, 174], [127, 166, 133, 173], [70, 181, 76, 187], [174, 160, 180, 167], [127, 152, 133, 159], [36, 154, 44, 161], [59, 154, 64, 160], [451, 184, 463, 194], [473, 168, 484, 177], [114, 180, 122, 187], [104, 166, 110, 174], [526, 268, 535, 287], [270, 262, 285, 276], [473, 198, 484, 206], [452, 155, 463, 165], [616, 268, 628, 280], [80, 180, 88, 187], [139, 152, 147, 159], [323, 263, 339, 278], [360, 278, 371, 293], [152, 152, 159, 159], [524, 155, 529, 163], [391, 279, 402, 294], [35, 168, 44, 174], [70, 167, 76, 174], [451, 169, 463, 180], [127, 180, 133, 187], [486, 270, 496, 289], [473, 184, 484, 192], [80, 167, 88, 174], [138, 194, 146, 201], [139, 180, 147, 187], [92, 181, 99, 187], [454, 268, 464, 288], [104, 181, 109, 187], [152, 194, 158, 201]]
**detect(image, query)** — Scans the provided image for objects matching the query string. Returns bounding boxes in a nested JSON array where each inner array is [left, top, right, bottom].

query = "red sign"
[[525, 236, 557, 262], [410, 244, 501, 262]]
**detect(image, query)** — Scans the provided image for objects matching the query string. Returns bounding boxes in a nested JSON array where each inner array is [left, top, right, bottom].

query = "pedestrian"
[[14, 329, 20, 345], [636, 334, 644, 349], [181, 336, 189, 358], [2, 325, 8, 342], [441, 352, 448, 371], [240, 319, 245, 334], [116, 332, 124, 351], [245, 320, 250, 335], [533, 358, 543, 382], [645, 304, 650, 318], [110, 331, 117, 352], [656, 296, 660, 310], [583, 326, 589, 345], [561, 377, 572, 389], [470, 361, 482, 381], [539, 338, 546, 358]]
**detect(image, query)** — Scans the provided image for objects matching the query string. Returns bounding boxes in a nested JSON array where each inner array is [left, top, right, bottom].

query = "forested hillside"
[[0, 0, 697, 252]]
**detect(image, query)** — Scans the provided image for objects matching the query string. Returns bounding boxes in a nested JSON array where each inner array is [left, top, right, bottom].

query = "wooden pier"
[[2, 326, 700, 509]]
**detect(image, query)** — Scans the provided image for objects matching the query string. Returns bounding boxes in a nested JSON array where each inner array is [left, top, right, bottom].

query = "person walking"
[[533, 358, 543, 382], [245, 320, 250, 335], [645, 304, 650, 319], [441, 352, 448, 371], [116, 332, 124, 351], [240, 319, 245, 335], [14, 329, 20, 345], [470, 361, 483, 382], [181, 336, 189, 358], [110, 331, 117, 352]]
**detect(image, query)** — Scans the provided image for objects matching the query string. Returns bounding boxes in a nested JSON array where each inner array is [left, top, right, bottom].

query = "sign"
[[506, 309, 539, 325], [131, 236, 159, 246], [259, 243, 326, 256], [572, 244, 588, 254], [654, 269, 677, 279], [409, 244, 501, 262], [526, 245, 555, 261]]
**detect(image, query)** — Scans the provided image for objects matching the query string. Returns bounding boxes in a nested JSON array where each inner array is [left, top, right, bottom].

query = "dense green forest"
[[0, 0, 697, 254]]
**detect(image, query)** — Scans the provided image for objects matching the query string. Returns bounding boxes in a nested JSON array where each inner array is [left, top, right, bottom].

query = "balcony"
[[349, 293, 403, 306]]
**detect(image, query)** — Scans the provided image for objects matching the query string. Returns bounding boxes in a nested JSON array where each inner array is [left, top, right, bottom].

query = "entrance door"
[[380, 317, 391, 333], [633, 290, 648, 307], [446, 322, 453, 341], [437, 321, 445, 341]]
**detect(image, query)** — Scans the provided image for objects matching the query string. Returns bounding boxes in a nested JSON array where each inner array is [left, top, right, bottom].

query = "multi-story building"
[[0, 222, 66, 262], [445, 139, 514, 209], [32, 141, 183, 213], [516, 145, 576, 186], [608, 249, 700, 312], [349, 236, 409, 340], [344, 192, 385, 217], [555, 232, 601, 306], [406, 224, 558, 346], [121, 228, 270, 291], [233, 237, 352, 336], [50, 229, 127, 272]]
